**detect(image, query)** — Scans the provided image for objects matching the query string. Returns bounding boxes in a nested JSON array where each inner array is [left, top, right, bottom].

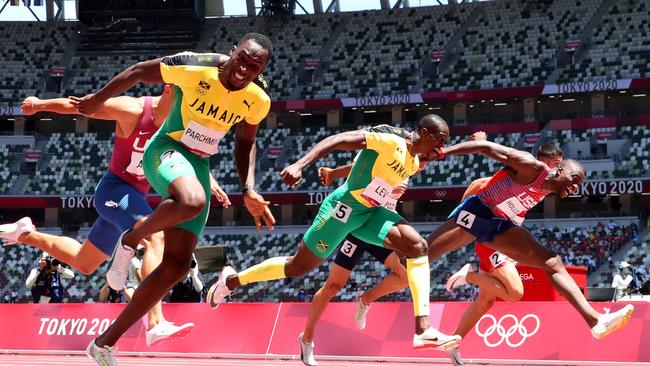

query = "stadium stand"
[[0, 220, 639, 303]]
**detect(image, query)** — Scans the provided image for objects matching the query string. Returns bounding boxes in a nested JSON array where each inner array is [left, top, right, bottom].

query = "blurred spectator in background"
[[26, 252, 74, 303], [612, 261, 634, 299], [99, 279, 125, 303], [124, 246, 145, 302], [169, 255, 203, 303]]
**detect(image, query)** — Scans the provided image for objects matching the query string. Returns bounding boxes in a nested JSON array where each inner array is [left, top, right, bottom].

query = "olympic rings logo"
[[474, 314, 540, 348]]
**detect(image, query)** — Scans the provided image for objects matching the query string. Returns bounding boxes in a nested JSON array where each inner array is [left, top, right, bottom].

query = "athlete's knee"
[[507, 286, 524, 302], [159, 255, 192, 282], [543, 254, 565, 274], [402, 237, 428, 258], [77, 262, 99, 276], [321, 281, 345, 297], [175, 190, 206, 218], [284, 260, 313, 277]]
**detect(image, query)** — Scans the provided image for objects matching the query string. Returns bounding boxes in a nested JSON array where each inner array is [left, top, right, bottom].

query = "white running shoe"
[[446, 347, 466, 365], [107, 230, 136, 291], [145, 320, 195, 347], [413, 327, 461, 351], [591, 304, 634, 339], [354, 292, 371, 330], [298, 332, 318, 366], [86, 339, 118, 366], [207, 265, 236, 309], [445, 263, 473, 292], [0, 217, 34, 245]]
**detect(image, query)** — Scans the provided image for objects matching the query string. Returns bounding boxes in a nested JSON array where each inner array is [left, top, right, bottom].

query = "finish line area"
[[0, 302, 646, 365]]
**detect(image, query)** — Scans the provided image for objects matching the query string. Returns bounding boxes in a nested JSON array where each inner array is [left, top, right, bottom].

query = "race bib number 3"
[[332, 202, 352, 223], [361, 176, 392, 207], [456, 210, 476, 228], [340, 240, 358, 258], [125, 151, 145, 177], [179, 120, 225, 157]]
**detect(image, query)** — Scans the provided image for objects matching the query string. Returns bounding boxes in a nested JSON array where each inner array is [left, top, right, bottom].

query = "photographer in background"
[[612, 261, 634, 300], [26, 252, 74, 303], [124, 246, 145, 302], [169, 255, 204, 303]]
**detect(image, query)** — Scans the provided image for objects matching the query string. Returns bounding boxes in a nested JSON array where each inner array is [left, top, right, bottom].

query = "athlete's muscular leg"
[[16, 232, 107, 275], [302, 263, 352, 343], [96, 227, 196, 347], [426, 220, 476, 262], [362, 252, 408, 304], [486, 226, 600, 327], [466, 263, 523, 303], [453, 288, 496, 338], [121, 176, 206, 249], [383, 222, 430, 334], [137, 220, 167, 328], [226, 242, 325, 290], [453, 264, 522, 338]]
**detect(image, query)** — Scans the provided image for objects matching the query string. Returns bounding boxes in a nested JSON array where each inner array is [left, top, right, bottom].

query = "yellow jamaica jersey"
[[346, 125, 420, 207], [159, 52, 270, 157]]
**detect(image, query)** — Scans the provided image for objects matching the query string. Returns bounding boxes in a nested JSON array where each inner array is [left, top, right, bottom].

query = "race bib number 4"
[[456, 210, 476, 228], [179, 120, 225, 157], [361, 177, 392, 207]]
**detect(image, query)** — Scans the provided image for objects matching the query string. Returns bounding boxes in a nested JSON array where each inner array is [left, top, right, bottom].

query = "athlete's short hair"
[[418, 114, 449, 134], [537, 143, 563, 159], [238, 33, 273, 59]]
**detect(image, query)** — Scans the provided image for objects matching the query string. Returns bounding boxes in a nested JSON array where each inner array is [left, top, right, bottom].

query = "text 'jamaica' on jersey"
[[347, 125, 419, 208], [159, 51, 270, 157]]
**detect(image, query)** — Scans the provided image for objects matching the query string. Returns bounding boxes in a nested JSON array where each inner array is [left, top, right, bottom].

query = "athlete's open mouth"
[[234, 72, 246, 81]]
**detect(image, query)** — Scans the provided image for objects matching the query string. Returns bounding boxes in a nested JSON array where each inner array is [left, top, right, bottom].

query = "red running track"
[[0, 352, 647, 366]]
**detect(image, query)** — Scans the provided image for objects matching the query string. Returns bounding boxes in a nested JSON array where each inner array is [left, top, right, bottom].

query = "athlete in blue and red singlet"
[[0, 87, 229, 346], [422, 139, 633, 345]]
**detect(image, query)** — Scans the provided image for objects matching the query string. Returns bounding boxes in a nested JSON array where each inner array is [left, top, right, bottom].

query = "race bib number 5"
[[332, 202, 352, 223]]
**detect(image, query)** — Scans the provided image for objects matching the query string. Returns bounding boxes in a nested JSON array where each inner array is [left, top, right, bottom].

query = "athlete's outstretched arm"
[[235, 120, 276, 232], [442, 140, 542, 177], [70, 58, 164, 115], [22, 96, 141, 123], [318, 163, 353, 186], [281, 130, 366, 188], [71, 52, 228, 115]]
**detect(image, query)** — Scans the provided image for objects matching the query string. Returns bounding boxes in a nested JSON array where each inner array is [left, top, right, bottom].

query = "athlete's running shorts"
[[142, 132, 211, 237], [475, 242, 515, 273], [333, 234, 394, 270], [303, 186, 404, 258], [88, 171, 153, 256], [448, 195, 515, 243]]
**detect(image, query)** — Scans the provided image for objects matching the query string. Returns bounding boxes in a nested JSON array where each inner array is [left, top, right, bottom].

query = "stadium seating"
[[0, 220, 637, 303], [4, 123, 648, 195], [20, 132, 112, 195], [1, 1, 650, 101], [0, 22, 75, 103], [557, 0, 650, 82]]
